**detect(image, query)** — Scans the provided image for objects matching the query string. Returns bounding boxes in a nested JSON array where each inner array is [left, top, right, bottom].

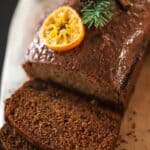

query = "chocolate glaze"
[[24, 0, 150, 109]]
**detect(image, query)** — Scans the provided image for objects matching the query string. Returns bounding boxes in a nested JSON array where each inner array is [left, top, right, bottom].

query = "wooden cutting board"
[[0, 0, 150, 149]]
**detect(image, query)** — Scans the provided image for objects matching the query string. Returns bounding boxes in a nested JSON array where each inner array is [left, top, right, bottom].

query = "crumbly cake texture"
[[0, 123, 37, 150], [23, 0, 150, 109], [5, 80, 121, 150], [0, 141, 4, 150]]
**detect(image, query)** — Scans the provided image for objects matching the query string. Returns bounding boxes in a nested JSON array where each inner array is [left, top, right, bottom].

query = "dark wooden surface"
[[0, 0, 18, 75]]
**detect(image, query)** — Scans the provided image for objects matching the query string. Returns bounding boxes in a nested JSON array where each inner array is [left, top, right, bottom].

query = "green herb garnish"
[[81, 0, 114, 28]]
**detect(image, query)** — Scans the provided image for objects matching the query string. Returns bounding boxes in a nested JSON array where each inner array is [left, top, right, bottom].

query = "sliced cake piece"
[[23, 0, 150, 109], [0, 123, 37, 150], [5, 80, 121, 150]]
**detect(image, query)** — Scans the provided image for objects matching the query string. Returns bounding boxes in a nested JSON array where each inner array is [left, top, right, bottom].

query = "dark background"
[[0, 0, 18, 77]]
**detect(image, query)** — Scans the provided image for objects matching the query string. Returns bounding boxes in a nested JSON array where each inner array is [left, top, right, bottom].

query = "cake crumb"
[[147, 129, 150, 132], [131, 123, 136, 129]]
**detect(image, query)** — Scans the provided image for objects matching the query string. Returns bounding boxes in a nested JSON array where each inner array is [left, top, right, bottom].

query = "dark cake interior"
[[5, 80, 122, 150], [0, 123, 38, 150]]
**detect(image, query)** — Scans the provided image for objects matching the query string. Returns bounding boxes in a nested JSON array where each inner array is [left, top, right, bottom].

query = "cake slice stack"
[[1, 80, 121, 149]]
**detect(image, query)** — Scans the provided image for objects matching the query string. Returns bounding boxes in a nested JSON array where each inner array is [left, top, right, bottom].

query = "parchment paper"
[[0, 0, 150, 149]]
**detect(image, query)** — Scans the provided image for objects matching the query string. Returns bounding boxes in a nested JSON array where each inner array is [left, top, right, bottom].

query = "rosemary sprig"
[[81, 0, 114, 28]]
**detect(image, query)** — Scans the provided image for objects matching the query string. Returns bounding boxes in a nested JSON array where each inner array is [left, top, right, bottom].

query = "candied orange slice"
[[40, 6, 85, 52]]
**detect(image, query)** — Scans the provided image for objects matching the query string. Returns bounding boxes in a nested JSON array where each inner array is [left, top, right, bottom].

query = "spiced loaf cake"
[[5, 79, 121, 150], [23, 0, 150, 109], [0, 123, 37, 150]]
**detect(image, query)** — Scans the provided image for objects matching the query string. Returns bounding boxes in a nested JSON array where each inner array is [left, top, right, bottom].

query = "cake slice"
[[23, 0, 150, 109], [0, 123, 37, 150], [5, 79, 121, 150]]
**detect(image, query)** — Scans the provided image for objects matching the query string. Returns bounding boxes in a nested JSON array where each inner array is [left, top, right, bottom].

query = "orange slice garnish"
[[40, 6, 85, 52]]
